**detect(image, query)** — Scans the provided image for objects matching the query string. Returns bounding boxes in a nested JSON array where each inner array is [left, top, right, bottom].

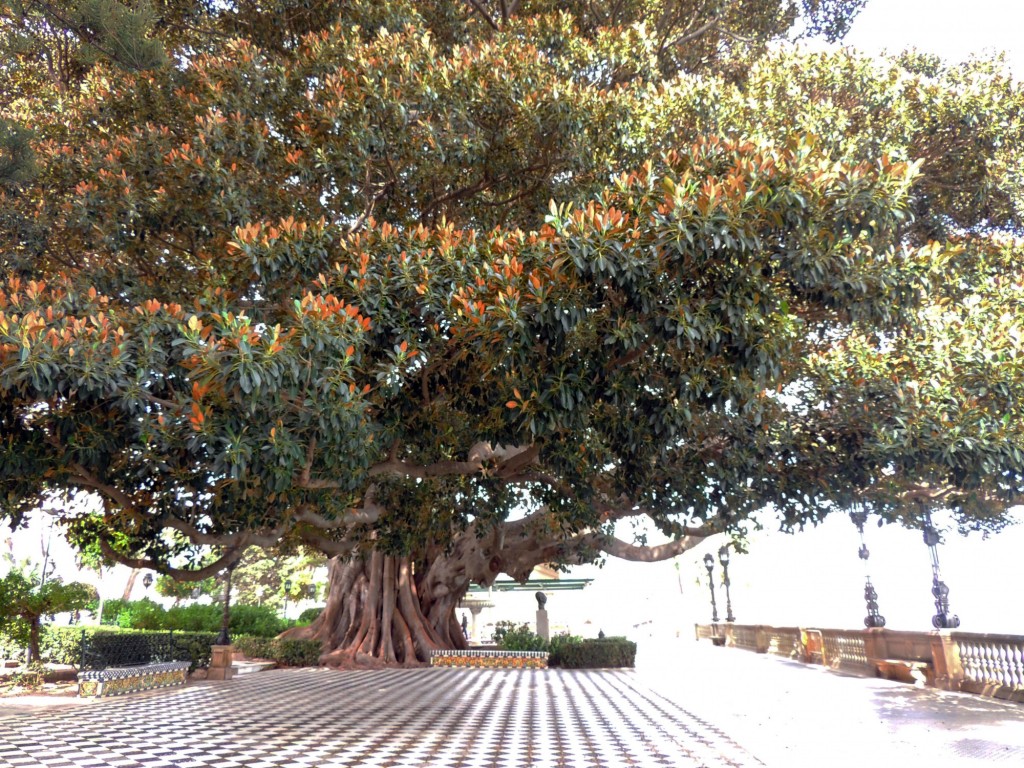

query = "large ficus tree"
[[2, 0, 1023, 664]]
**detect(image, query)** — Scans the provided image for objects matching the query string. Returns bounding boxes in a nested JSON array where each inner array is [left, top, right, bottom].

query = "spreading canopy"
[[1, 0, 1023, 584]]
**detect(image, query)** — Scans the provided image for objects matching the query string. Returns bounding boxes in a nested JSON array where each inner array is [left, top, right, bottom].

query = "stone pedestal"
[[535, 591, 549, 641], [208, 645, 235, 681], [536, 609, 549, 641]]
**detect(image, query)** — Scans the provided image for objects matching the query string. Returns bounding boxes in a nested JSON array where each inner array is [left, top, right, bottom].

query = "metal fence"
[[78, 630, 217, 671]]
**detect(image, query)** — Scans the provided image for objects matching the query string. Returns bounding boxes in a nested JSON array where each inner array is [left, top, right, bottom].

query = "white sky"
[[845, 0, 1024, 75]]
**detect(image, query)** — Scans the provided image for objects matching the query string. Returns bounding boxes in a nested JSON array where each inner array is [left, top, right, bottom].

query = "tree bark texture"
[[288, 552, 469, 665], [121, 567, 141, 600]]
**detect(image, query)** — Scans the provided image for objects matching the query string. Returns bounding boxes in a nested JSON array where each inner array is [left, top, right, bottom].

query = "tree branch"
[[592, 533, 704, 562], [69, 464, 140, 518], [163, 517, 287, 549], [294, 503, 382, 528], [97, 538, 245, 581], [463, 0, 500, 31]]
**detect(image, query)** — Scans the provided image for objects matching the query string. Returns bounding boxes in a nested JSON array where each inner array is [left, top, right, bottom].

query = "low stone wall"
[[429, 650, 548, 669], [77, 660, 191, 697], [694, 623, 1024, 703]]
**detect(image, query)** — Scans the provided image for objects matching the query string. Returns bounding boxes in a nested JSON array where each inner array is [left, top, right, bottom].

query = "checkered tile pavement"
[[0, 668, 760, 768]]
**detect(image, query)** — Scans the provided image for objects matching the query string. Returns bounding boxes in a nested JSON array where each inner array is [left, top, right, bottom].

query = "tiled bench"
[[77, 660, 191, 697], [429, 649, 548, 669]]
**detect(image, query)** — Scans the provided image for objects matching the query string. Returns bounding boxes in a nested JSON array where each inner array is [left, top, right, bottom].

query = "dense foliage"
[[95, 596, 286, 635], [494, 620, 550, 652], [1, 0, 1023, 660], [0, 567, 96, 661]]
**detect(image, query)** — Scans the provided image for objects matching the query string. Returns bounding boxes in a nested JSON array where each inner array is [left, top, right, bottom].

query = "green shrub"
[[99, 600, 283, 636], [547, 632, 583, 659], [165, 603, 221, 632], [549, 637, 636, 668], [232, 635, 276, 660], [173, 632, 220, 670], [273, 638, 321, 667], [494, 622, 548, 652], [232, 635, 320, 666], [0, 629, 26, 662], [39, 626, 88, 665], [116, 598, 166, 630], [7, 663, 45, 689], [297, 607, 322, 624], [229, 604, 285, 637], [99, 598, 130, 625]]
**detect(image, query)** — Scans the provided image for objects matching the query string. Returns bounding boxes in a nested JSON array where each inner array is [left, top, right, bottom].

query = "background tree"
[[154, 572, 216, 604], [1, 0, 1022, 664], [0, 566, 96, 662], [227, 545, 325, 610]]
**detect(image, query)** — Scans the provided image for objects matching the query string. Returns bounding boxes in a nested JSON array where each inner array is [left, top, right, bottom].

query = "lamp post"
[[216, 562, 237, 646], [851, 507, 885, 628], [718, 546, 735, 623], [283, 579, 292, 621], [923, 518, 959, 629], [142, 573, 154, 591], [702, 553, 719, 623]]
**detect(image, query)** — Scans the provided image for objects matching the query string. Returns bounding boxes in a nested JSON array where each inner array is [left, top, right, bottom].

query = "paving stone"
[[0, 668, 759, 768]]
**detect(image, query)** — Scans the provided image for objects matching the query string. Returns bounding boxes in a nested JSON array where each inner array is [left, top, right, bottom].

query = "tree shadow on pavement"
[[870, 685, 1024, 729]]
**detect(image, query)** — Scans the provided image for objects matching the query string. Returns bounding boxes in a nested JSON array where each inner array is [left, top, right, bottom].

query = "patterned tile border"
[[77, 661, 191, 697], [429, 649, 549, 668]]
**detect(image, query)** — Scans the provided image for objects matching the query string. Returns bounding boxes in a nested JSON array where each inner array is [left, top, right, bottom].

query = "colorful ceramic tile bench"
[[77, 660, 191, 697], [428, 649, 548, 668]]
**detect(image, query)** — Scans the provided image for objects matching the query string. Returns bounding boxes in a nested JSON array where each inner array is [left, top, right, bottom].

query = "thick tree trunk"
[[282, 515, 587, 665], [27, 618, 42, 665], [286, 552, 469, 665]]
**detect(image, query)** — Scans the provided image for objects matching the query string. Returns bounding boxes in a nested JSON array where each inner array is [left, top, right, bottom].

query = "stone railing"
[[694, 623, 1024, 703], [761, 626, 805, 661], [820, 628, 872, 675], [953, 632, 1024, 701]]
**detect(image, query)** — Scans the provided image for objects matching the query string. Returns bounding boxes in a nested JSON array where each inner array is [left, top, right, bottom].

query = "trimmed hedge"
[[494, 626, 636, 668], [274, 638, 322, 667], [233, 635, 321, 667], [549, 637, 637, 669], [94, 599, 286, 636], [39, 627, 220, 671], [232, 635, 276, 660]]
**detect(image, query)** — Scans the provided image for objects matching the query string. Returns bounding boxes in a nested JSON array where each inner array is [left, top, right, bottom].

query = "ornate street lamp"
[[142, 573, 154, 590], [851, 507, 885, 628], [703, 553, 720, 623], [923, 517, 959, 629], [216, 561, 238, 646], [718, 546, 735, 623], [283, 578, 292, 621]]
